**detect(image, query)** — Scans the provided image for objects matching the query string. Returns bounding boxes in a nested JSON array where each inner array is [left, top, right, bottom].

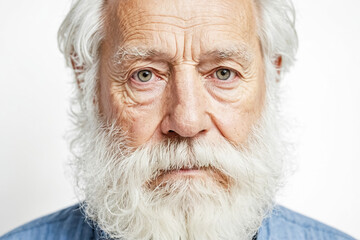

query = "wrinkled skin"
[[99, 0, 266, 181]]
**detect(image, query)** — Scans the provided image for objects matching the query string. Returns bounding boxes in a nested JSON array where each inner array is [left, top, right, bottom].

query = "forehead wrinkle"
[[117, 17, 242, 42], [114, 0, 237, 24], [111, 0, 249, 34], [144, 14, 229, 23], [106, 0, 258, 40], [124, 14, 232, 31]]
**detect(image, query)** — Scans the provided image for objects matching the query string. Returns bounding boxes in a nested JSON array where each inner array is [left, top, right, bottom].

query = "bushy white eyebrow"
[[202, 44, 255, 67], [113, 44, 254, 66], [113, 47, 163, 65]]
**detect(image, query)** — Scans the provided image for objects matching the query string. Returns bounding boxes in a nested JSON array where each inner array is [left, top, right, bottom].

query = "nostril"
[[166, 130, 178, 137], [166, 129, 207, 138], [165, 130, 186, 141]]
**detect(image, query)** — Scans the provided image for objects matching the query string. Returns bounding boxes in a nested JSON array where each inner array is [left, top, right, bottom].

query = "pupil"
[[221, 70, 228, 76]]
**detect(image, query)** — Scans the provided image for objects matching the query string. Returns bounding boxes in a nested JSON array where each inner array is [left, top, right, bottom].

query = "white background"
[[0, 0, 359, 238]]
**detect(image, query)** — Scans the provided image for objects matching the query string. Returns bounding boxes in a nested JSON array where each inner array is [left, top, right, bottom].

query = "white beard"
[[69, 76, 286, 240]]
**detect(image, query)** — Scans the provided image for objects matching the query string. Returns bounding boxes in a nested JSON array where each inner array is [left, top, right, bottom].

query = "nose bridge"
[[164, 64, 208, 137], [174, 65, 199, 108]]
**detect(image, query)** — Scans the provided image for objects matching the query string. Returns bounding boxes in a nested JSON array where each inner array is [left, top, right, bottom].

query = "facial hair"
[[67, 88, 285, 240]]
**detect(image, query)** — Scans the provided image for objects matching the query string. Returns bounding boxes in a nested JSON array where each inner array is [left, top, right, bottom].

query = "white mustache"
[[117, 137, 254, 189]]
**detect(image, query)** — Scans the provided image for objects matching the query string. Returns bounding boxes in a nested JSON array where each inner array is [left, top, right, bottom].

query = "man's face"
[[99, 0, 265, 149], [77, 0, 282, 239]]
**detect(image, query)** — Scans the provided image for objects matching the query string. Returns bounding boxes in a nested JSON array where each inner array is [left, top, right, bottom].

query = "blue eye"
[[216, 69, 231, 80], [137, 70, 152, 82]]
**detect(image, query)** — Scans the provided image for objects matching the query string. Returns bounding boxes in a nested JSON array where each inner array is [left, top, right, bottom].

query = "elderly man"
[[0, 0, 355, 239]]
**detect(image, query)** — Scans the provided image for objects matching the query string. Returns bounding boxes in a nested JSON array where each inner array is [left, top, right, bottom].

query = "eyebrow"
[[113, 47, 168, 65], [201, 45, 255, 67], [113, 44, 255, 66]]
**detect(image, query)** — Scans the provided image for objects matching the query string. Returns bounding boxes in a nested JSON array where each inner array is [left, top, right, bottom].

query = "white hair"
[[58, 0, 296, 239]]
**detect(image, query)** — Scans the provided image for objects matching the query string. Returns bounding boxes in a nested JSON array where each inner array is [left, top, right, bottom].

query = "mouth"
[[147, 167, 230, 189], [154, 167, 207, 181]]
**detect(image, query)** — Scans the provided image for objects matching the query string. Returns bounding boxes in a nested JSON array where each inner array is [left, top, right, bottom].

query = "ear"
[[70, 53, 85, 89], [274, 56, 282, 82]]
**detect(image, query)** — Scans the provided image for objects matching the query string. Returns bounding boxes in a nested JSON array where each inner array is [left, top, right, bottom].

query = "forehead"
[[104, 0, 258, 59]]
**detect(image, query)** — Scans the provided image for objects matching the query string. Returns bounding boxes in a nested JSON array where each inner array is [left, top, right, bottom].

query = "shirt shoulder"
[[258, 205, 355, 240], [0, 204, 95, 240]]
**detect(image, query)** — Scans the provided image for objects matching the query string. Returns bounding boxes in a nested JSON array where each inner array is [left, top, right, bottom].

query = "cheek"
[[107, 85, 167, 147], [99, 58, 173, 147], [218, 107, 261, 145], [213, 72, 266, 145], [119, 105, 164, 147], [99, 69, 166, 147]]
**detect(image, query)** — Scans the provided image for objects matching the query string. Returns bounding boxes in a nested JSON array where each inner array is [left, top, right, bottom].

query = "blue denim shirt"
[[0, 204, 354, 240]]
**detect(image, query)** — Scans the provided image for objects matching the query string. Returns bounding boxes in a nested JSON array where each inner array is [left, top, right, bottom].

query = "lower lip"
[[147, 168, 208, 189]]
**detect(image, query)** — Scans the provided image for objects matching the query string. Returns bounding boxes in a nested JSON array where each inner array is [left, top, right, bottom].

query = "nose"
[[161, 66, 211, 138]]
